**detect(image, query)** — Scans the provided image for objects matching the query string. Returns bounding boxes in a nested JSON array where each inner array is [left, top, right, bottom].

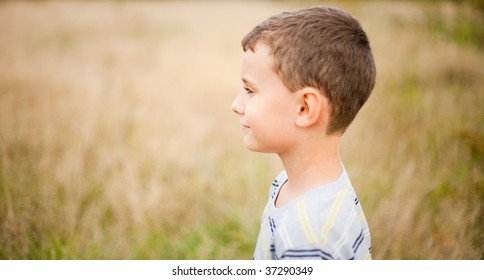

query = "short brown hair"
[[242, 7, 376, 134]]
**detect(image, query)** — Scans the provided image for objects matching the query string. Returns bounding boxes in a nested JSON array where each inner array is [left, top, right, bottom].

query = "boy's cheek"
[[243, 106, 257, 125]]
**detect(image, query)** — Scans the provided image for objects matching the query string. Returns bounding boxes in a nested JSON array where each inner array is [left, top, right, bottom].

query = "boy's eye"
[[244, 87, 254, 94]]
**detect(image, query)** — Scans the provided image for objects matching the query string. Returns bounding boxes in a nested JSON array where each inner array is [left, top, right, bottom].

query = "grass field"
[[0, 0, 482, 259]]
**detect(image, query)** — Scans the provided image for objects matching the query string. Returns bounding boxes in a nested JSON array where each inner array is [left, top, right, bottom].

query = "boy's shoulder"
[[260, 170, 371, 259], [280, 171, 358, 226], [269, 169, 357, 212], [272, 170, 364, 254]]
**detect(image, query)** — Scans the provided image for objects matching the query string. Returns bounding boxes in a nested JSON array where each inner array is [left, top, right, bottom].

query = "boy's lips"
[[240, 120, 250, 128], [240, 120, 250, 132]]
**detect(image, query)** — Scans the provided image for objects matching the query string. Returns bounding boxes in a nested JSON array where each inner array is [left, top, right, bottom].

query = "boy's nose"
[[231, 93, 244, 116]]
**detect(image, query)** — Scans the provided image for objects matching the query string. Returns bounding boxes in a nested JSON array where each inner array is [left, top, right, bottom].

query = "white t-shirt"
[[253, 167, 372, 260]]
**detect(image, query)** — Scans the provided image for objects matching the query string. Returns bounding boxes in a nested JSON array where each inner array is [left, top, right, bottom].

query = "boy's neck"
[[275, 134, 342, 208]]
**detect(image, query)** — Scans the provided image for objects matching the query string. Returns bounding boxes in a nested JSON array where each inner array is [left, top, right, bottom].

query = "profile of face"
[[231, 42, 299, 154]]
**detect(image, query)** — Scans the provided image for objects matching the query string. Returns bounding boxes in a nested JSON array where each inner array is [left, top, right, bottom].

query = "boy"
[[231, 7, 376, 260]]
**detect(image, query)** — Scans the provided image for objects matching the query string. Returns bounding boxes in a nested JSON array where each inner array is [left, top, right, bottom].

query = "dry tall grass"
[[0, 0, 482, 259]]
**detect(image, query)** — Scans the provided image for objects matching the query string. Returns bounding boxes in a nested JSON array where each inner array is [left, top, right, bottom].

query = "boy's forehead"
[[244, 41, 272, 60], [241, 42, 274, 81]]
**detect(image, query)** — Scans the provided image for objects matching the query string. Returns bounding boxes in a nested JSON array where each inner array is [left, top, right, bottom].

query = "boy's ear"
[[295, 87, 329, 128]]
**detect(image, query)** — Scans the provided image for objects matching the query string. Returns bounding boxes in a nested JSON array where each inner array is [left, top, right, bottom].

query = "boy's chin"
[[244, 140, 262, 152], [244, 140, 273, 154]]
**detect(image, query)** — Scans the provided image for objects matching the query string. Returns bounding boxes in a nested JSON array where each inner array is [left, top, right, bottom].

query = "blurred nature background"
[[0, 0, 482, 260]]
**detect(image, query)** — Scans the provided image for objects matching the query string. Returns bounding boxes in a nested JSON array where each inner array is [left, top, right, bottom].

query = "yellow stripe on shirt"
[[320, 187, 349, 246], [297, 200, 318, 244]]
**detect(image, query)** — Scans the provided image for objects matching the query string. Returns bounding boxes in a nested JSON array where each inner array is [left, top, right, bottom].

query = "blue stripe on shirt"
[[352, 230, 364, 253], [270, 244, 275, 252], [280, 249, 333, 260]]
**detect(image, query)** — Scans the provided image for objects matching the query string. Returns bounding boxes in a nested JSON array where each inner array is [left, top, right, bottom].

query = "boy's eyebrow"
[[242, 77, 257, 88]]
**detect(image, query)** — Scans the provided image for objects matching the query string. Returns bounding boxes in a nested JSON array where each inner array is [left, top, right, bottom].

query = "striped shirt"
[[253, 168, 371, 260]]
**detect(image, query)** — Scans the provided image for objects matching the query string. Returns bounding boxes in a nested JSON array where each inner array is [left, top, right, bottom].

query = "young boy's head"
[[232, 7, 376, 140]]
